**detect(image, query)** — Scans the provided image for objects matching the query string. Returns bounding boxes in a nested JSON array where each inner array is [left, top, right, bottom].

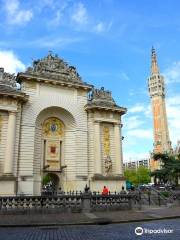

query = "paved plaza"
[[0, 219, 179, 240], [0, 206, 180, 226]]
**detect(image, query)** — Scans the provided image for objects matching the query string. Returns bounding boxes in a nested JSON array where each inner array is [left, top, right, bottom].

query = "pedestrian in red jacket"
[[102, 186, 109, 195]]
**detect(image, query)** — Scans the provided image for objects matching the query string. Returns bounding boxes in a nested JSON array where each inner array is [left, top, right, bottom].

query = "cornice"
[[17, 73, 93, 91]]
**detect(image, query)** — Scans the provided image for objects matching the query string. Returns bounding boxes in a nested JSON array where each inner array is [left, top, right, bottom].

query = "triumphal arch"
[[0, 53, 126, 195]]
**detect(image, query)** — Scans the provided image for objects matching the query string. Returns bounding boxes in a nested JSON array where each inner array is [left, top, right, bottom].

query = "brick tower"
[[148, 47, 172, 171]]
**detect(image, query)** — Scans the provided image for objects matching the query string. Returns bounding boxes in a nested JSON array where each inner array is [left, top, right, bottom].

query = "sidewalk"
[[0, 206, 180, 227]]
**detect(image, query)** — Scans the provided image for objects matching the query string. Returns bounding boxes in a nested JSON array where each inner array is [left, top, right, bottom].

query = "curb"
[[0, 215, 180, 227]]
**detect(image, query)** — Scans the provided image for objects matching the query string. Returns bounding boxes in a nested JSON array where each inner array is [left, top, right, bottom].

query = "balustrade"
[[0, 192, 138, 213]]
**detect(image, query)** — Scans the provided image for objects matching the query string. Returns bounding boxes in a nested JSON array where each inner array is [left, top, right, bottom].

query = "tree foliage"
[[151, 153, 180, 185], [124, 166, 151, 186], [42, 174, 52, 185]]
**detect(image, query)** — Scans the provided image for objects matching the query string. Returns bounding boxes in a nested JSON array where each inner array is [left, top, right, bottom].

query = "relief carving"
[[43, 117, 64, 171], [0, 68, 16, 88], [26, 52, 82, 83], [42, 117, 64, 138], [103, 126, 112, 173], [89, 87, 116, 107], [46, 140, 61, 170], [103, 127, 110, 155]]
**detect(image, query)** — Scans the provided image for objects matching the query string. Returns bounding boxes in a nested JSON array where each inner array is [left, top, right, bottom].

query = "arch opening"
[[33, 106, 76, 195], [42, 173, 60, 195]]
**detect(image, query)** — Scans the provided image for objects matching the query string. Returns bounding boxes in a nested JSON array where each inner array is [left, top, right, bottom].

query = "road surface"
[[0, 218, 179, 240]]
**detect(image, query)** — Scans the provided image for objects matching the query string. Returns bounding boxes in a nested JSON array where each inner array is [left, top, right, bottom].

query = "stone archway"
[[42, 173, 60, 194], [33, 106, 76, 195]]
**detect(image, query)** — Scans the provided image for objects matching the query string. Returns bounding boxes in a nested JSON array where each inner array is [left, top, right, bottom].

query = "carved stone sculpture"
[[26, 52, 82, 83], [0, 68, 16, 88], [103, 126, 112, 173], [89, 87, 116, 107], [104, 156, 112, 174]]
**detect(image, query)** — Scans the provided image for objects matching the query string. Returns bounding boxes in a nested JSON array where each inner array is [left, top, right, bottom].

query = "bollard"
[[158, 193, 161, 206], [138, 191, 142, 210], [82, 192, 91, 213], [81, 185, 91, 212], [148, 190, 151, 206], [128, 197, 132, 210]]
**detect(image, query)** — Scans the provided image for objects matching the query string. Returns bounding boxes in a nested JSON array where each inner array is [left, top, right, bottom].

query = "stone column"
[[114, 123, 123, 174], [94, 122, 102, 174], [4, 111, 16, 175]]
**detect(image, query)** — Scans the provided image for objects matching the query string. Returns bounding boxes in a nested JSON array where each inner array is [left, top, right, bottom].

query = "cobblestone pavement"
[[0, 219, 179, 240]]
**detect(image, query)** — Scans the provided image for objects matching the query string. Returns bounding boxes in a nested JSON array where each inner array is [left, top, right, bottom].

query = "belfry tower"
[[148, 47, 172, 170]]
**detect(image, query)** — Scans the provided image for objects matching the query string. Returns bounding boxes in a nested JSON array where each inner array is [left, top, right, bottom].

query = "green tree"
[[151, 153, 180, 185], [124, 166, 151, 186], [42, 174, 52, 185], [137, 166, 151, 185], [124, 168, 137, 185]]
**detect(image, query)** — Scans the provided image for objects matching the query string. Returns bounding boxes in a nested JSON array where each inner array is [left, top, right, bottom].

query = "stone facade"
[[0, 53, 126, 196]]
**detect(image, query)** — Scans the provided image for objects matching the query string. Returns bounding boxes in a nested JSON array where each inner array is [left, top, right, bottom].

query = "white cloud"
[[123, 127, 152, 161], [70, 2, 112, 34], [0, 50, 25, 73], [48, 10, 63, 27], [127, 103, 151, 117], [33, 0, 56, 13], [123, 93, 180, 161], [94, 22, 105, 32], [166, 95, 180, 147], [124, 115, 144, 130], [47, 2, 68, 27], [167, 95, 180, 105], [144, 104, 151, 118], [123, 151, 150, 162], [127, 129, 153, 139], [128, 104, 146, 113], [41, 0, 54, 7], [163, 61, 180, 84], [124, 94, 180, 161], [29, 36, 82, 48], [0, 36, 82, 49], [4, 0, 33, 25], [128, 88, 149, 97], [94, 21, 112, 33], [122, 102, 153, 160], [71, 2, 88, 25]]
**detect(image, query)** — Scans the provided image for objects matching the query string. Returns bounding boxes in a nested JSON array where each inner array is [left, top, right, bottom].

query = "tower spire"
[[151, 47, 159, 75], [148, 48, 172, 172]]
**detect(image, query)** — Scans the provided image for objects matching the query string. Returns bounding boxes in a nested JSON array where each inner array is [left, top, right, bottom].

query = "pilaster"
[[94, 122, 102, 174], [114, 123, 123, 174], [4, 111, 16, 175]]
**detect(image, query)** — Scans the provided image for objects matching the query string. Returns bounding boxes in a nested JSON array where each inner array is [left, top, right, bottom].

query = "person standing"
[[120, 186, 127, 194], [102, 186, 109, 195]]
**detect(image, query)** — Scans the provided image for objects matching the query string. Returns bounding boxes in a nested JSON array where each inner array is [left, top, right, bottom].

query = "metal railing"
[[138, 188, 180, 206]]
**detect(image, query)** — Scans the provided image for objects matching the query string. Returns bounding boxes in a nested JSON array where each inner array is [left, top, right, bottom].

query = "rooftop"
[[17, 52, 92, 90]]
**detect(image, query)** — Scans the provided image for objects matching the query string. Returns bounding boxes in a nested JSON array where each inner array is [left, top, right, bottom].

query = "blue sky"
[[0, 0, 180, 161]]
